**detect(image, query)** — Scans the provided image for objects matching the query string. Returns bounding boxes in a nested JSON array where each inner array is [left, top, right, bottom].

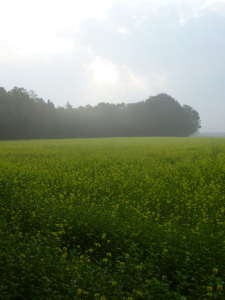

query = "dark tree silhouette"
[[0, 87, 201, 140]]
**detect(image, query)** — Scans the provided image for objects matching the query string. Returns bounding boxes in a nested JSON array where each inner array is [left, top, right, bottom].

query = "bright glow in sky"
[[0, 0, 122, 55], [89, 58, 118, 83], [1, 0, 225, 132]]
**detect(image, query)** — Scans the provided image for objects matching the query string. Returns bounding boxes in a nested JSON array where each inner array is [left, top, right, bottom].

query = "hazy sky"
[[1, 0, 225, 132]]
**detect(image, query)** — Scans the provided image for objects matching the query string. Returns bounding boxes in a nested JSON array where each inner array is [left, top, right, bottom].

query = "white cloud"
[[180, 17, 185, 26], [200, 0, 225, 13]]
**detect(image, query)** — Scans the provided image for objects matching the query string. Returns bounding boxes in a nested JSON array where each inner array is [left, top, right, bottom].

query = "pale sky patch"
[[126, 70, 149, 90], [118, 28, 130, 34]]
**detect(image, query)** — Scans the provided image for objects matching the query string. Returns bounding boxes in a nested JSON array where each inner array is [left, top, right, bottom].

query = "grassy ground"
[[0, 137, 225, 300]]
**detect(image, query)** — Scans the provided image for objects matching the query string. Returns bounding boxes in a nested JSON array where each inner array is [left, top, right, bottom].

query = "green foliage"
[[0, 86, 201, 139], [0, 137, 224, 299]]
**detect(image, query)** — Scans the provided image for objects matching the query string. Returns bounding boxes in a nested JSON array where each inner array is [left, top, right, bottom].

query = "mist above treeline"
[[0, 86, 201, 140]]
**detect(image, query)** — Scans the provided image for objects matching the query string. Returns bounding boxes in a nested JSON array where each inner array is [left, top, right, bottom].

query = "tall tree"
[[182, 104, 201, 135]]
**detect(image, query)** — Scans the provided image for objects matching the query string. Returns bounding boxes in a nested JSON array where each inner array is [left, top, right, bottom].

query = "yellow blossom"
[[217, 285, 223, 292]]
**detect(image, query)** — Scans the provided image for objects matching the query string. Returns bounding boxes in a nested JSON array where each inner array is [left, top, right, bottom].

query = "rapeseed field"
[[0, 137, 225, 300]]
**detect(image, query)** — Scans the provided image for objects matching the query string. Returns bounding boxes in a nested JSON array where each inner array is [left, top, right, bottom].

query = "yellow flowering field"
[[0, 137, 225, 299]]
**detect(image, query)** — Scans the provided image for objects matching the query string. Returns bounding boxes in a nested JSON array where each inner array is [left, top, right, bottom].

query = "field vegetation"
[[0, 137, 225, 299]]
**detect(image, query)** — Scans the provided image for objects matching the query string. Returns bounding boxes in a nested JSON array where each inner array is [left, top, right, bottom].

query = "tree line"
[[0, 86, 201, 140]]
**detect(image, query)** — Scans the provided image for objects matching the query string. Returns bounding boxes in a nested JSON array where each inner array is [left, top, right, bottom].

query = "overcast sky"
[[1, 0, 225, 132]]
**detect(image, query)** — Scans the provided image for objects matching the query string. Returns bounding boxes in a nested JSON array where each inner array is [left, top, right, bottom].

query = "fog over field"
[[0, 0, 225, 132]]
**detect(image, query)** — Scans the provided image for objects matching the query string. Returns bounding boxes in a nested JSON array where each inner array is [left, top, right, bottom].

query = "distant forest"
[[0, 86, 201, 140]]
